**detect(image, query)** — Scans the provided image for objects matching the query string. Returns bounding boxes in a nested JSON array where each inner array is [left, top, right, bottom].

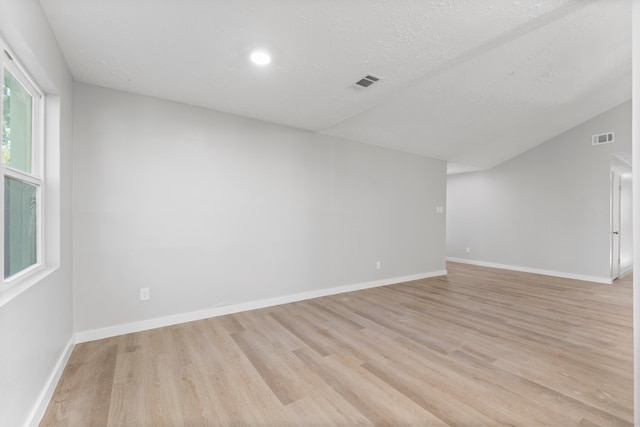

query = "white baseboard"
[[446, 257, 612, 285], [619, 266, 634, 279], [26, 336, 75, 427], [75, 270, 447, 343]]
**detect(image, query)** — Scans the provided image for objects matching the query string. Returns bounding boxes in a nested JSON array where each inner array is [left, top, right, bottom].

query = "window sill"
[[0, 264, 58, 307]]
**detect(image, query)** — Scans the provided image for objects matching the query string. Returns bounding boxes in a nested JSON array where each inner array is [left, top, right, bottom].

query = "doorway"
[[611, 153, 633, 280]]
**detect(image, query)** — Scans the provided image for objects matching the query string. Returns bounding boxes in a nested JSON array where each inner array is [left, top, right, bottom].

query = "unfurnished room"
[[0, 0, 639, 426]]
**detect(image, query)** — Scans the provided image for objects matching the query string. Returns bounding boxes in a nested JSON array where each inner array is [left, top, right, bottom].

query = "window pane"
[[5, 177, 37, 278], [2, 67, 33, 173]]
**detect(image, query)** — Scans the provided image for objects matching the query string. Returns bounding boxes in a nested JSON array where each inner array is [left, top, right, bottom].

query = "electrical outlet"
[[465, 247, 471, 253], [140, 287, 150, 301], [376, 261, 381, 270]]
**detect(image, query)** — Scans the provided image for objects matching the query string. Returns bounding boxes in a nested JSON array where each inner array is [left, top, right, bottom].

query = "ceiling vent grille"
[[352, 74, 382, 90], [592, 132, 614, 145]]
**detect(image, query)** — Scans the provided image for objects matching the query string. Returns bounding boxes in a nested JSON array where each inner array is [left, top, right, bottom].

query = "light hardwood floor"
[[41, 262, 633, 426]]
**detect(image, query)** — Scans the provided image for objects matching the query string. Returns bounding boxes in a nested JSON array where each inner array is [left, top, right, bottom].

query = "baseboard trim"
[[619, 266, 634, 279], [446, 257, 612, 285], [75, 269, 447, 343], [26, 336, 75, 427]]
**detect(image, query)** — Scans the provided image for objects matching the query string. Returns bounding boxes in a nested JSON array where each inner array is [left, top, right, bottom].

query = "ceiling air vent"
[[592, 132, 614, 146], [352, 74, 382, 90]]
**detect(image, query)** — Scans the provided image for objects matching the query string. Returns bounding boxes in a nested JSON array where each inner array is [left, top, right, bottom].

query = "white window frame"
[[0, 41, 46, 288]]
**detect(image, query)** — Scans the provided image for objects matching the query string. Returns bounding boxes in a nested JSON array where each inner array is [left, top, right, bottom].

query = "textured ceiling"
[[38, 0, 631, 172]]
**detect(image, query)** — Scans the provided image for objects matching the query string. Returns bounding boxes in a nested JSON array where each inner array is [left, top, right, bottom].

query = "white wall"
[[0, 0, 74, 426], [73, 83, 447, 334], [447, 100, 631, 282]]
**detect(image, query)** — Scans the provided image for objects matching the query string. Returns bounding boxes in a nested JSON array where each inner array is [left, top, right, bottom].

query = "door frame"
[[611, 171, 621, 280]]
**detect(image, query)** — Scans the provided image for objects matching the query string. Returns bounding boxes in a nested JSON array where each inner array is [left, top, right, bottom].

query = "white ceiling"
[[38, 0, 631, 173]]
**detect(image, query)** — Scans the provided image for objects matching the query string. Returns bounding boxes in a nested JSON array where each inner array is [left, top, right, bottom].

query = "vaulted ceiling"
[[39, 0, 631, 173]]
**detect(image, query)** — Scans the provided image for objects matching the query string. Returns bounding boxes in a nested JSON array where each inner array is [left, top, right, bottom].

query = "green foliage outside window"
[[2, 66, 38, 279], [2, 68, 32, 173]]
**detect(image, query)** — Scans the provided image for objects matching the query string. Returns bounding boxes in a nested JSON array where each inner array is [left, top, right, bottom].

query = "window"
[[1, 47, 44, 282]]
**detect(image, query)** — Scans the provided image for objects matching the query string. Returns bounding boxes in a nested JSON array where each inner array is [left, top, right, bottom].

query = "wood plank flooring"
[[40, 262, 633, 426]]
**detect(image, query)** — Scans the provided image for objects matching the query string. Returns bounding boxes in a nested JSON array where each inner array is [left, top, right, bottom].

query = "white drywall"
[[72, 83, 447, 334], [0, 0, 74, 426], [447, 100, 631, 281]]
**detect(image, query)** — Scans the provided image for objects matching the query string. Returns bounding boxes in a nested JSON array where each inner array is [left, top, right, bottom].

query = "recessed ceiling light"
[[250, 50, 271, 66]]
